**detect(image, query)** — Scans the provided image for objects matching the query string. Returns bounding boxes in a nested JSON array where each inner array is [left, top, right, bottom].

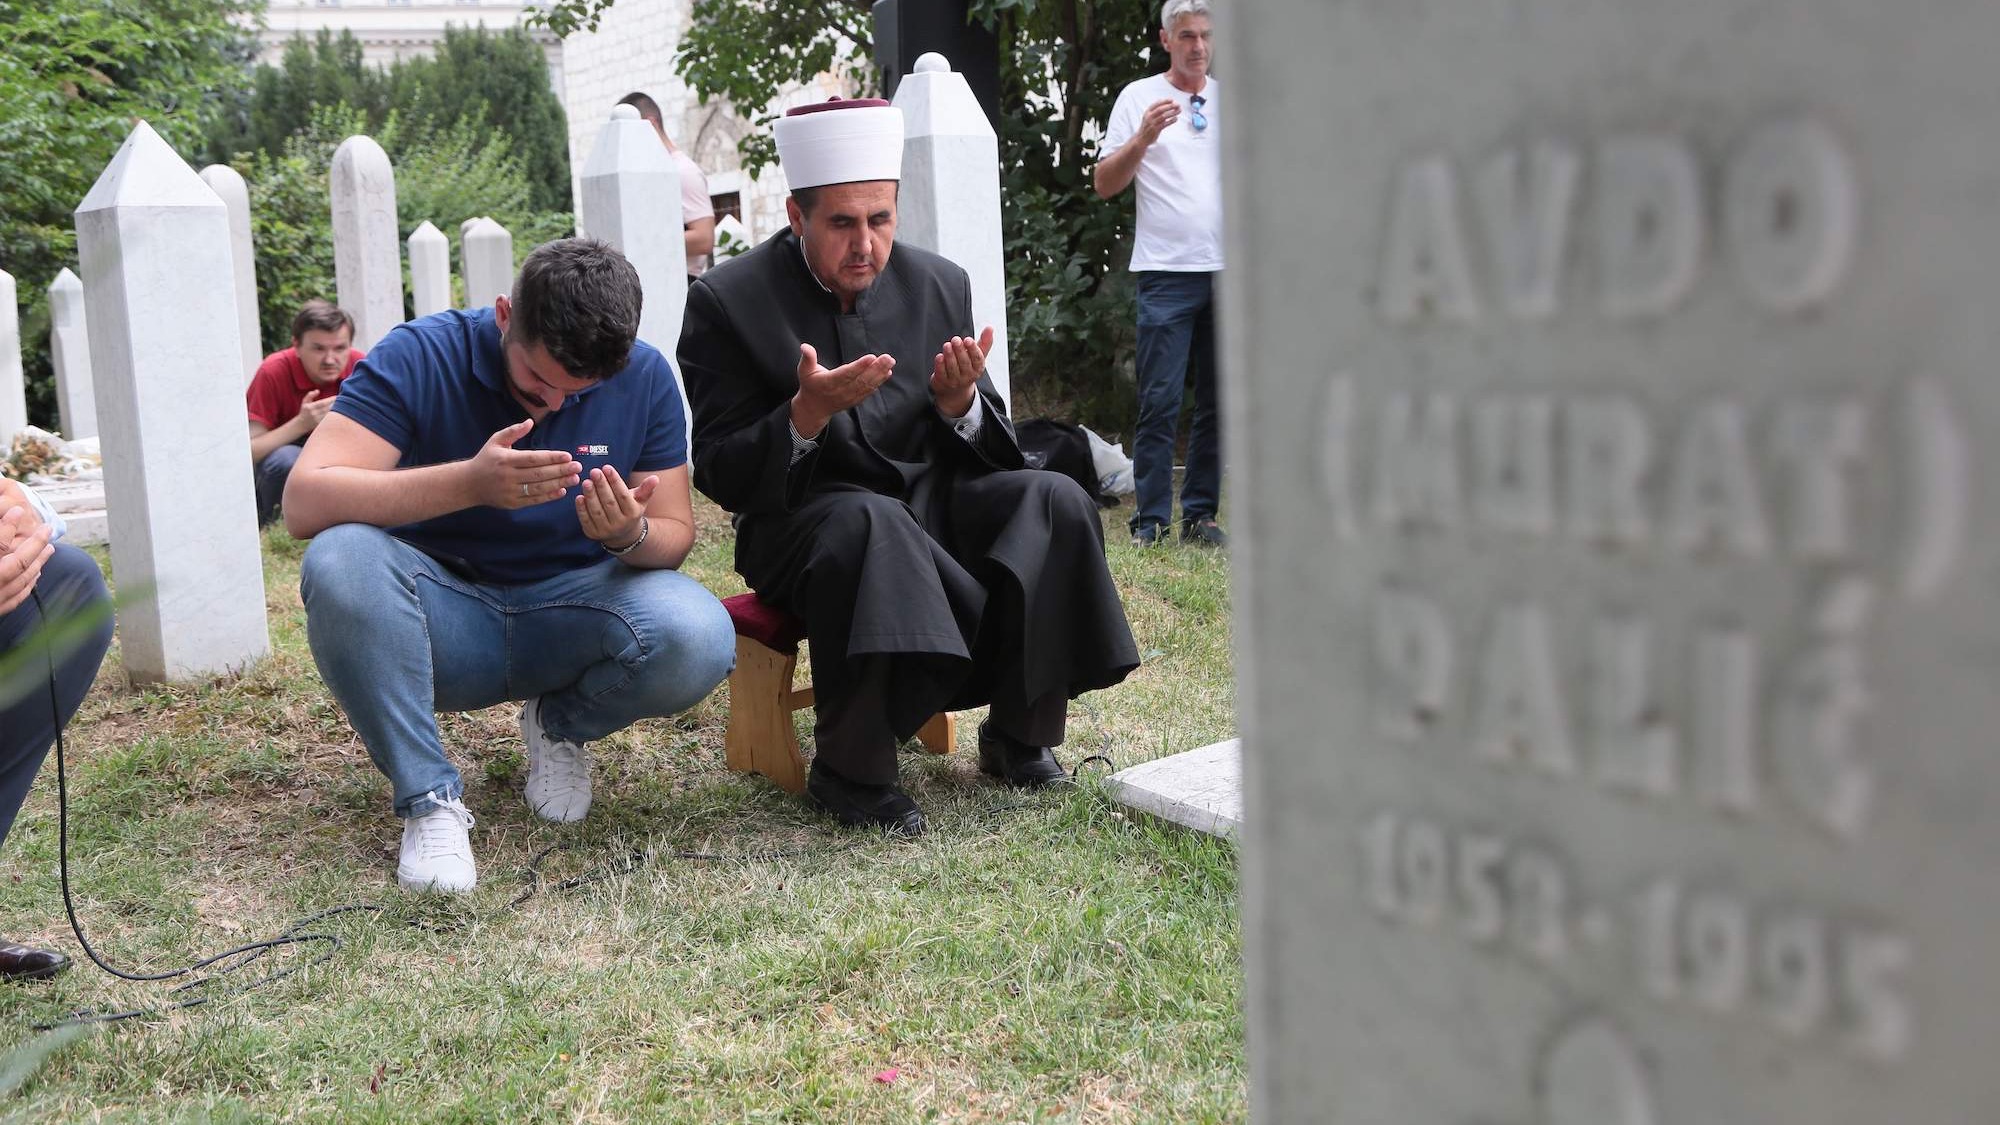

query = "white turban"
[[774, 99, 904, 189]]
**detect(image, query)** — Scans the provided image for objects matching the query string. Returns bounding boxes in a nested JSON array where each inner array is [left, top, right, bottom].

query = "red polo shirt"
[[246, 346, 364, 429]]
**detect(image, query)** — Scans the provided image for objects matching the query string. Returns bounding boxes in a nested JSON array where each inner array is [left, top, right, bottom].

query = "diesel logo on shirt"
[[576, 444, 610, 456]]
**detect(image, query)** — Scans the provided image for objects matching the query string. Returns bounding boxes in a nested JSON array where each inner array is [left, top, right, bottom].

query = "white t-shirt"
[[671, 148, 713, 275], [1102, 72, 1224, 272]]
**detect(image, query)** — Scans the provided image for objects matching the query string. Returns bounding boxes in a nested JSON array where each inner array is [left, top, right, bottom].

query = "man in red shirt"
[[248, 300, 364, 525]]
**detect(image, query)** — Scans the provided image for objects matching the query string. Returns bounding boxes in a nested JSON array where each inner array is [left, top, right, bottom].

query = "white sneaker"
[[521, 697, 593, 823], [397, 793, 477, 893]]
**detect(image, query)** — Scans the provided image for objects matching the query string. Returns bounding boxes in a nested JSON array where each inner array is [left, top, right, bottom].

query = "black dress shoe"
[[0, 941, 69, 982], [977, 722, 1069, 788], [1179, 517, 1228, 547], [807, 764, 926, 836]]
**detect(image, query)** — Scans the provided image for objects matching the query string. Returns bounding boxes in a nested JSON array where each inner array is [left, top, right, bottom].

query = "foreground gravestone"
[[330, 135, 404, 350], [892, 52, 1010, 408], [0, 270, 23, 442], [198, 164, 262, 384], [76, 122, 269, 682], [47, 269, 96, 441], [1225, 2, 1997, 1121]]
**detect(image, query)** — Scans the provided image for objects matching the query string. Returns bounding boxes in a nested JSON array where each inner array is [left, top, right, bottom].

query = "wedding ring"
[[521, 482, 531, 498]]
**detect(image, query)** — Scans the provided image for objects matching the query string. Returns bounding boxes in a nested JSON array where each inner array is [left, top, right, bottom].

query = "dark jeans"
[[255, 442, 304, 527], [0, 544, 114, 849], [1131, 270, 1221, 533]]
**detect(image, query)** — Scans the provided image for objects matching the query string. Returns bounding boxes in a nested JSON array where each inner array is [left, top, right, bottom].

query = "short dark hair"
[[790, 182, 898, 219], [291, 299, 354, 343], [508, 239, 644, 381], [616, 91, 663, 127]]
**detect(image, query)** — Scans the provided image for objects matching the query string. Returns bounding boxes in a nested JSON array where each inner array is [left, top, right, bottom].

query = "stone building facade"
[[257, 0, 564, 90]]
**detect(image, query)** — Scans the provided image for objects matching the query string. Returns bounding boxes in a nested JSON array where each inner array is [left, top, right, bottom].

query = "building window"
[[711, 192, 742, 224]]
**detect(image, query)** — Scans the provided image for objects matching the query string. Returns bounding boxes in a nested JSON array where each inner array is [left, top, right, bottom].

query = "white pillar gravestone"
[[1227, 3, 1998, 1123], [330, 135, 404, 350], [712, 213, 752, 260], [892, 52, 1010, 409], [0, 271, 23, 443], [75, 121, 269, 682], [407, 221, 451, 318], [580, 104, 688, 435], [461, 217, 515, 310], [47, 269, 96, 441], [198, 163, 262, 384]]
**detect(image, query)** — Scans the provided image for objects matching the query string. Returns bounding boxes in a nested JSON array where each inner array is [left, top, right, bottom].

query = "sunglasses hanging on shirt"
[[1189, 93, 1209, 133]]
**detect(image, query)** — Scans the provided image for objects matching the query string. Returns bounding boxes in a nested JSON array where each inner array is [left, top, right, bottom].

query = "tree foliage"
[[210, 25, 572, 213], [971, 0, 1160, 426], [0, 0, 257, 430], [673, 0, 877, 175]]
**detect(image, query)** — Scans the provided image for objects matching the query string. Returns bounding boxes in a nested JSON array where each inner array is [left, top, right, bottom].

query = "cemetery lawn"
[[0, 498, 1241, 1123]]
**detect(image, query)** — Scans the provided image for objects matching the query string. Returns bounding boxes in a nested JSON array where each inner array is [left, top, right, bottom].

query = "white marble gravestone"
[[47, 269, 96, 441], [1226, 2, 1999, 1122], [0, 270, 23, 443], [712, 213, 752, 260], [198, 163, 262, 383], [580, 104, 688, 433], [460, 217, 515, 310], [892, 52, 1010, 409], [329, 135, 404, 350], [407, 221, 451, 318], [75, 122, 269, 682]]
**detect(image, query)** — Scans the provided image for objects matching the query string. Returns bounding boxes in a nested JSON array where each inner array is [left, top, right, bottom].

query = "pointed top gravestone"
[[713, 213, 752, 260], [75, 120, 269, 682], [580, 103, 686, 359], [198, 163, 262, 384], [0, 270, 23, 443], [461, 217, 515, 310], [892, 52, 1010, 408], [407, 221, 451, 318], [581, 104, 689, 442], [47, 269, 96, 441], [330, 135, 403, 350]]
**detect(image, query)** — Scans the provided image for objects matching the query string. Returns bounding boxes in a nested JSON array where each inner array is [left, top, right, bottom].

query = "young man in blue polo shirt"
[[284, 239, 735, 893]]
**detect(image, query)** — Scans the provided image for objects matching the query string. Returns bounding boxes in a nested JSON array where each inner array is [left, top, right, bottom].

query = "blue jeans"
[[256, 443, 302, 526], [1131, 271, 1221, 533], [0, 544, 113, 849], [299, 524, 736, 817]]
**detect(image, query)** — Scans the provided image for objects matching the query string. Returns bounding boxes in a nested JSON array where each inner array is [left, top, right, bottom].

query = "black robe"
[[679, 228, 1139, 782]]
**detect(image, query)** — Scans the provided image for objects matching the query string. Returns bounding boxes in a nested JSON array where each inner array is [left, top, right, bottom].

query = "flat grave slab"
[[1105, 738, 1241, 839]]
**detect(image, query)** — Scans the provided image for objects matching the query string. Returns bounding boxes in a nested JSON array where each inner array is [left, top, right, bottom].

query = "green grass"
[[0, 500, 1240, 1122]]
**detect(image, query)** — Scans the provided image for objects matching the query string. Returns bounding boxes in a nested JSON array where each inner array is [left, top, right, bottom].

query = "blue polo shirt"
[[331, 308, 686, 585]]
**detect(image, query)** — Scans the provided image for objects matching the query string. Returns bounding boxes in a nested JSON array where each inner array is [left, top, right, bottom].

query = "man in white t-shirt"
[[1095, 0, 1225, 548], [617, 92, 718, 278]]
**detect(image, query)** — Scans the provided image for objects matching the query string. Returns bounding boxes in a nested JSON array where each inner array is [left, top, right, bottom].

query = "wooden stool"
[[721, 593, 957, 794]]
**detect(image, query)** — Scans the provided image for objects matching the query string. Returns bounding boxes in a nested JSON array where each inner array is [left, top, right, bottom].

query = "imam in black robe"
[[679, 228, 1140, 784]]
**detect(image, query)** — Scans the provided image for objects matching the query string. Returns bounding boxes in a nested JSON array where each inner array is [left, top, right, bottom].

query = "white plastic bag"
[[1082, 426, 1135, 497]]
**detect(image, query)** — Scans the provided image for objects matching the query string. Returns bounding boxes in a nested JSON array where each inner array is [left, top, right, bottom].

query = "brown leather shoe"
[[0, 941, 69, 982], [977, 722, 1069, 788]]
